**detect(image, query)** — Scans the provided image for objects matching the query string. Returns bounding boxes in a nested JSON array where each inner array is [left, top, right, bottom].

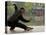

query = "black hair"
[[20, 7, 25, 10]]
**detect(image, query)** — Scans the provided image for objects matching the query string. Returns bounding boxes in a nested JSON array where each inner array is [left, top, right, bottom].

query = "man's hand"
[[28, 17, 32, 22]]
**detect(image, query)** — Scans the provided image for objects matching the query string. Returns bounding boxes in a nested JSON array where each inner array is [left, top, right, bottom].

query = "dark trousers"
[[10, 23, 27, 30]]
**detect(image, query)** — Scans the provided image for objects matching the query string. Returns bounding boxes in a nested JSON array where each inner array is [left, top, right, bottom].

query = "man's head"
[[19, 7, 25, 15]]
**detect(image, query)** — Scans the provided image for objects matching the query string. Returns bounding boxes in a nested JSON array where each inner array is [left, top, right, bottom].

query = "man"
[[7, 4, 33, 31]]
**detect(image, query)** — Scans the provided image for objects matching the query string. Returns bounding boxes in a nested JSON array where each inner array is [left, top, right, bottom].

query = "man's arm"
[[19, 15, 30, 22], [13, 4, 18, 11]]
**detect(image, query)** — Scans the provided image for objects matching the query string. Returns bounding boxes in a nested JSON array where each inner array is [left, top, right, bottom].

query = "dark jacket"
[[7, 15, 29, 27]]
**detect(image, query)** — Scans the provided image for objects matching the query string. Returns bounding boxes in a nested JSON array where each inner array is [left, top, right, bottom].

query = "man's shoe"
[[25, 27, 33, 31]]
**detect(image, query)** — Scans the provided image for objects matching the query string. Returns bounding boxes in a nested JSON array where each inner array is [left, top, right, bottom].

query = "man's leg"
[[10, 26, 15, 30], [7, 21, 15, 30], [10, 23, 16, 30], [16, 23, 28, 30], [16, 23, 33, 31]]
